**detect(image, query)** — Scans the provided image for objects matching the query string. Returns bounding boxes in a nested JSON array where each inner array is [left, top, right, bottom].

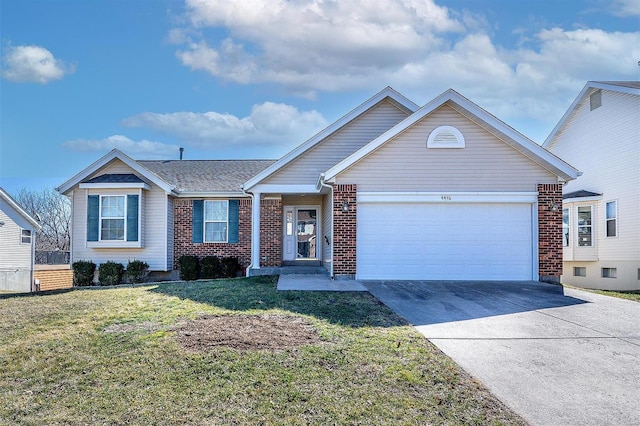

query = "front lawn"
[[0, 276, 525, 425]]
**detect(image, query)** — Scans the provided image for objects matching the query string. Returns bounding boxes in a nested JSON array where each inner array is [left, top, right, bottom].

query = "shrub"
[[220, 257, 241, 278], [201, 256, 221, 279], [125, 259, 149, 283], [98, 261, 124, 286], [72, 260, 96, 286], [178, 255, 199, 281]]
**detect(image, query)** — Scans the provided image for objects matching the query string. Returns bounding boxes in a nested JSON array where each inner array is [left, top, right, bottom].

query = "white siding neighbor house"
[[544, 81, 640, 290], [0, 187, 41, 292]]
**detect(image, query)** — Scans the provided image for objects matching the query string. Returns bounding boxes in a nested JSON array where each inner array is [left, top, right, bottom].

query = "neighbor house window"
[[21, 229, 32, 244], [602, 268, 617, 278], [204, 200, 228, 242], [573, 267, 586, 277], [606, 201, 617, 237], [562, 208, 569, 247], [577, 206, 592, 246], [100, 195, 125, 240]]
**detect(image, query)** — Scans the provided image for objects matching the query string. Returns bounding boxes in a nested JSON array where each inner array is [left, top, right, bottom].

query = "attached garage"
[[356, 193, 537, 281]]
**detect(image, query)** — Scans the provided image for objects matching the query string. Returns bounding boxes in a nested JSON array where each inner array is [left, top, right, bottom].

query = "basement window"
[[573, 267, 586, 277], [427, 126, 465, 149], [602, 268, 617, 279]]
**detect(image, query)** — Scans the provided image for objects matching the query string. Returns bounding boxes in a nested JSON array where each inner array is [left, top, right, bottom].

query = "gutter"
[[318, 174, 334, 279], [241, 185, 254, 277]]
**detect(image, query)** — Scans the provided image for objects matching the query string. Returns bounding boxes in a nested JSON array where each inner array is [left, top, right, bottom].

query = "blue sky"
[[1, 0, 638, 194]]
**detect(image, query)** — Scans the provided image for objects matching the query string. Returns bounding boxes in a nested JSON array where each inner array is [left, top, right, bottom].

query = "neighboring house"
[[544, 81, 640, 291], [0, 187, 41, 292], [58, 87, 578, 283]]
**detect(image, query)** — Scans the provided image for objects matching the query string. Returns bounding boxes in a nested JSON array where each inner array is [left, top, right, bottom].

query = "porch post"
[[251, 191, 261, 269]]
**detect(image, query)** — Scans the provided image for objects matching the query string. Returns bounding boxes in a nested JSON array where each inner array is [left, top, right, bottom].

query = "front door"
[[283, 206, 319, 260]]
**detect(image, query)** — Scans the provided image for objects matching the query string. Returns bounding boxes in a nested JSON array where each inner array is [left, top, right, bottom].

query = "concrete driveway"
[[362, 280, 640, 426]]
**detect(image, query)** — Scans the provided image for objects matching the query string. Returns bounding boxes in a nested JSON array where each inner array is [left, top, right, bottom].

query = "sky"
[[1, 0, 639, 194]]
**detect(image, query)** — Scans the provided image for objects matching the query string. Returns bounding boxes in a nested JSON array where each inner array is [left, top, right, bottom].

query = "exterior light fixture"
[[550, 202, 560, 211], [342, 201, 349, 212]]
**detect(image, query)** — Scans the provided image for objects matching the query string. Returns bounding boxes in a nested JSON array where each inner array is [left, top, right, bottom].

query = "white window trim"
[[204, 200, 229, 243], [20, 229, 32, 245], [577, 205, 593, 247], [99, 195, 127, 242], [605, 200, 618, 238], [427, 125, 465, 149], [562, 208, 569, 247]]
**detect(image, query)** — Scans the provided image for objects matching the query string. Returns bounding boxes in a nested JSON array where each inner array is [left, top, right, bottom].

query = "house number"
[[441, 195, 452, 201]]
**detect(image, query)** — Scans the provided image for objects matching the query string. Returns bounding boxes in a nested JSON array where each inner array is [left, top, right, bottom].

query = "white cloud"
[[122, 102, 329, 150], [1, 45, 74, 84], [610, 0, 640, 17], [62, 135, 181, 159]]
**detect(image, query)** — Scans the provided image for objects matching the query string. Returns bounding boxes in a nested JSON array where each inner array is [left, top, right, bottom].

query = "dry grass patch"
[[174, 314, 321, 351]]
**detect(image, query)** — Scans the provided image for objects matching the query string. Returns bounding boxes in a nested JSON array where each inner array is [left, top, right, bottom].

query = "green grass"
[[0, 276, 525, 425], [571, 287, 640, 302]]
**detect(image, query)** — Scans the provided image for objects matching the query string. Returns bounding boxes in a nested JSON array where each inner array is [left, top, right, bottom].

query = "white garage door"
[[357, 202, 534, 280]]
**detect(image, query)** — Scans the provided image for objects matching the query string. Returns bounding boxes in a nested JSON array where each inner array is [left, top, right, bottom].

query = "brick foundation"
[[333, 184, 357, 277], [259, 198, 282, 267], [538, 184, 563, 282], [174, 198, 252, 269]]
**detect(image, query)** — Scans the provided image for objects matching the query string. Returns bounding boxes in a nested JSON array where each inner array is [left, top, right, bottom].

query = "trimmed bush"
[[220, 257, 241, 278], [125, 260, 149, 283], [178, 255, 199, 281], [98, 261, 124, 286], [72, 260, 96, 286], [201, 256, 220, 279]]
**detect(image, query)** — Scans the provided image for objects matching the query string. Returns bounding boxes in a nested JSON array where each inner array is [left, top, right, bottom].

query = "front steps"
[[249, 261, 328, 277]]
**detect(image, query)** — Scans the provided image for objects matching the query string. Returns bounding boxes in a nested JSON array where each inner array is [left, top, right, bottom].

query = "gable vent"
[[427, 126, 465, 149]]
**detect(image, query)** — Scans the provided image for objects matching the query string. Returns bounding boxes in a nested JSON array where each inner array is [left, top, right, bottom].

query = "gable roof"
[[563, 190, 602, 199], [243, 87, 419, 190], [57, 149, 175, 195], [0, 187, 42, 230], [57, 149, 276, 196], [139, 159, 276, 195], [324, 89, 580, 183], [543, 81, 640, 148]]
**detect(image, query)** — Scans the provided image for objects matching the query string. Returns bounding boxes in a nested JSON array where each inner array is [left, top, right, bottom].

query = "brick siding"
[[333, 184, 357, 277], [538, 184, 563, 282], [34, 266, 73, 291], [259, 198, 282, 267], [173, 198, 252, 269]]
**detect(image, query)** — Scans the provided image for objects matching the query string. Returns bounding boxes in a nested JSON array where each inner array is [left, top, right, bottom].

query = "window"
[[21, 229, 32, 244], [204, 200, 228, 242], [573, 267, 586, 277], [602, 268, 617, 278], [577, 206, 592, 246], [606, 201, 617, 237], [562, 208, 569, 247], [100, 195, 125, 240], [590, 89, 602, 111], [427, 126, 465, 148], [86, 194, 139, 244]]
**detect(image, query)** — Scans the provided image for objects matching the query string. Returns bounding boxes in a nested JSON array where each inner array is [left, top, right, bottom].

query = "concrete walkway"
[[363, 280, 640, 426], [277, 274, 367, 291]]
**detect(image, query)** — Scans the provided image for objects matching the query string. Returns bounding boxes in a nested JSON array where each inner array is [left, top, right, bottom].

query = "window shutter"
[[87, 195, 99, 242], [126, 194, 139, 242], [192, 200, 204, 243], [228, 200, 239, 243]]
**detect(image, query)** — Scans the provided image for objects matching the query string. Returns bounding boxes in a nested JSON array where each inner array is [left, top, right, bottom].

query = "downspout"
[[318, 174, 334, 279], [241, 186, 254, 277]]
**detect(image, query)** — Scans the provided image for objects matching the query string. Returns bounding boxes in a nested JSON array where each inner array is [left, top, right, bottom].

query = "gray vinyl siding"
[[0, 200, 35, 292], [264, 100, 411, 185], [337, 104, 557, 191], [71, 186, 170, 271], [167, 197, 174, 270]]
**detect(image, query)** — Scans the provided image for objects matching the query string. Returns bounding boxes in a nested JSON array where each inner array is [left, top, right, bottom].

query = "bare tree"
[[14, 188, 71, 251]]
